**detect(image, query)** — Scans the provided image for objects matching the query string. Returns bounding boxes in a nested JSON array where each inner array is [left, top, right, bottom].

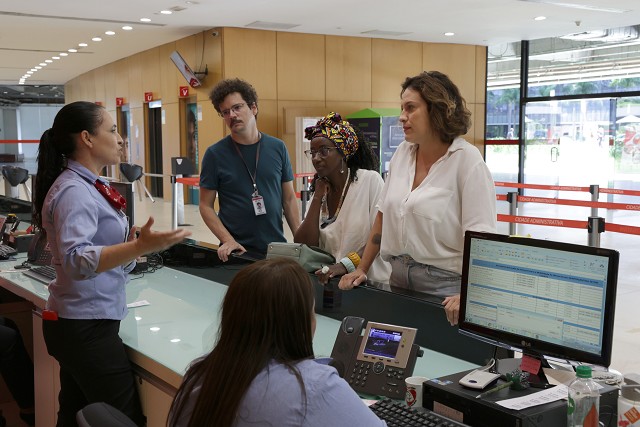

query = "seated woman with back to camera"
[[294, 112, 390, 285], [167, 258, 386, 427]]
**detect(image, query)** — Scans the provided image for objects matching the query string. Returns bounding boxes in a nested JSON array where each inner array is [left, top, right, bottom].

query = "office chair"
[[76, 402, 138, 427], [1, 165, 31, 201], [119, 163, 155, 203]]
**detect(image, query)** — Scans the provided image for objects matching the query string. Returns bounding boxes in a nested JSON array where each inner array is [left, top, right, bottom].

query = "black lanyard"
[[232, 136, 261, 194]]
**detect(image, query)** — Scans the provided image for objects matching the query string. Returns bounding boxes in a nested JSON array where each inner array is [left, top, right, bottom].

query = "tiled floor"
[[132, 192, 640, 377]]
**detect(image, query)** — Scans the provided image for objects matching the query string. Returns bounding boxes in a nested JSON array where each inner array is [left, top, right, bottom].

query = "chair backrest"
[[76, 402, 138, 427], [1, 165, 29, 186], [119, 163, 144, 182]]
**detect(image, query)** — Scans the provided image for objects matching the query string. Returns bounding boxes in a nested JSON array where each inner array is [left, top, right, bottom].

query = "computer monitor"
[[458, 231, 619, 368]]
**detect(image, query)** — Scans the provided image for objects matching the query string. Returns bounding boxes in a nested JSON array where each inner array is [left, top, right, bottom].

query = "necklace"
[[320, 168, 351, 229]]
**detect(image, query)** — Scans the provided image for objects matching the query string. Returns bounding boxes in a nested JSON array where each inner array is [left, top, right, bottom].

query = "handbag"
[[266, 242, 335, 273]]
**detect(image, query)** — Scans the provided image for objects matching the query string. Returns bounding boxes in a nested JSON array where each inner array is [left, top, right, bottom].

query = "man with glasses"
[[200, 78, 300, 261]]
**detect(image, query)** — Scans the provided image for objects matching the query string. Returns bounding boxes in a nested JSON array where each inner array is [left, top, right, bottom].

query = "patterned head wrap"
[[304, 112, 359, 159]]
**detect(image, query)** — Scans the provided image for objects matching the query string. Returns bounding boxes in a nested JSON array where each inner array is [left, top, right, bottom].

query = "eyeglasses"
[[218, 102, 247, 118], [304, 147, 338, 159]]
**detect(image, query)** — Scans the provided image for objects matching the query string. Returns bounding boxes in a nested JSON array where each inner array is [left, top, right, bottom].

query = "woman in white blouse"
[[339, 72, 497, 326], [294, 112, 390, 284]]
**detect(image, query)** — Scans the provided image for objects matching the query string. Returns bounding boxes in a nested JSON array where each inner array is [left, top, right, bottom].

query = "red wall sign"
[[116, 97, 124, 107], [179, 86, 189, 97], [144, 92, 153, 102]]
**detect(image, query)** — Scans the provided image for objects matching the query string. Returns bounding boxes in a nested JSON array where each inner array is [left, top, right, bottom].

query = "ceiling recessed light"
[[39, 63, 47, 66], [92, 37, 102, 42], [105, 31, 116, 36], [68, 48, 77, 53], [444, 32, 455, 36], [170, 338, 181, 343], [27, 71, 33, 74], [45, 59, 53, 63], [122, 26, 133, 31], [31, 68, 37, 71], [60, 52, 68, 56], [35, 66, 42, 69], [140, 17, 151, 22], [534, 16, 547, 20], [160, 10, 173, 14], [52, 56, 60, 60], [79, 43, 88, 47]]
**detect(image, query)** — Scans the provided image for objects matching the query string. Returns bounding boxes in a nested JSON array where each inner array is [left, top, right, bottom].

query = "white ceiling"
[[1, 0, 640, 87]]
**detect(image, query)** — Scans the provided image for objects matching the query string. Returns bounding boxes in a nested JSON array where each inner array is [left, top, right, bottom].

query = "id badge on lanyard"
[[252, 188, 266, 216]]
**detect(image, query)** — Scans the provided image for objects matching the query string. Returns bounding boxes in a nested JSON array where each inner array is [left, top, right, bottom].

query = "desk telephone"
[[330, 316, 423, 399], [27, 231, 53, 266]]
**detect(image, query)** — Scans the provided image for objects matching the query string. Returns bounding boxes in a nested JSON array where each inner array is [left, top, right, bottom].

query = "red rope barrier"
[[176, 177, 200, 186], [600, 188, 640, 197], [498, 214, 587, 229], [496, 194, 507, 201], [515, 195, 640, 211], [605, 223, 640, 236], [0, 140, 39, 144], [495, 182, 590, 192], [294, 172, 315, 178]]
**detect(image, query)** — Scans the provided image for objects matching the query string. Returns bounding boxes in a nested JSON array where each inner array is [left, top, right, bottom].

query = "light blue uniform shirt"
[[171, 359, 387, 427], [43, 159, 134, 320]]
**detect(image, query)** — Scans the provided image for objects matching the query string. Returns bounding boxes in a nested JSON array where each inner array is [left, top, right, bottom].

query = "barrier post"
[[507, 191, 518, 235], [301, 176, 310, 220], [587, 216, 605, 248], [589, 184, 599, 218], [171, 175, 178, 230]]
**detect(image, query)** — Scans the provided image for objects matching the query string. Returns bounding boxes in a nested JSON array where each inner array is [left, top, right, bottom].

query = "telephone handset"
[[330, 316, 423, 399], [27, 231, 53, 266]]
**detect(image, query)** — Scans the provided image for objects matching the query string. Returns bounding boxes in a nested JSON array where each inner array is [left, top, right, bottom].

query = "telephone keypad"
[[350, 361, 374, 389]]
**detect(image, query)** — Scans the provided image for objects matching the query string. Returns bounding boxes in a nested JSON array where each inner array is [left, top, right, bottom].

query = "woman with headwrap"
[[294, 112, 391, 284]]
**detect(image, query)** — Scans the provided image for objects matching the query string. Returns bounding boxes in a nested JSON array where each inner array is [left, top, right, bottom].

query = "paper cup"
[[405, 376, 429, 407]]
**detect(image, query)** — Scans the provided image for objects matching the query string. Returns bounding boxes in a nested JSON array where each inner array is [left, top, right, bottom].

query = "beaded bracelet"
[[339, 257, 356, 273], [346, 252, 361, 268]]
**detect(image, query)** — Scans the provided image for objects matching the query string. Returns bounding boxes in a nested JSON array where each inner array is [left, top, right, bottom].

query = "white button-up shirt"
[[378, 137, 497, 274]]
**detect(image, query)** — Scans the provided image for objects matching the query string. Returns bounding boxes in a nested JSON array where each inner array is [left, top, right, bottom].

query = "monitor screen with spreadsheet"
[[458, 231, 619, 367]]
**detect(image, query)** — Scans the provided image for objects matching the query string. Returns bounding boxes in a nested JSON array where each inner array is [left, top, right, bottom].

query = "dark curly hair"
[[209, 78, 258, 118], [309, 124, 379, 193], [401, 71, 471, 144]]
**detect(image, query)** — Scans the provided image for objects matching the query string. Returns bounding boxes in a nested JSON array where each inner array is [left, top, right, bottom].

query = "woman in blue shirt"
[[33, 101, 191, 426], [168, 258, 386, 427]]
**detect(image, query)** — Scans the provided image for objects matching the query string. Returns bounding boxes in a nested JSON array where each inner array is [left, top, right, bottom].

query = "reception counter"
[[0, 252, 479, 426]]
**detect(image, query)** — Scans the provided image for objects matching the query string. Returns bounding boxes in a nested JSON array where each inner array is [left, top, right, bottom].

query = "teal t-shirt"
[[200, 134, 294, 254]]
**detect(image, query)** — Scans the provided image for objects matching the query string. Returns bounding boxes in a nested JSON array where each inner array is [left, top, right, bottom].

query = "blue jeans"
[[389, 255, 461, 298]]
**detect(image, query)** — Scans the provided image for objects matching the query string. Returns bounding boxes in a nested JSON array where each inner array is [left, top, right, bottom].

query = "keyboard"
[[0, 243, 17, 258], [23, 265, 56, 284], [370, 399, 469, 427]]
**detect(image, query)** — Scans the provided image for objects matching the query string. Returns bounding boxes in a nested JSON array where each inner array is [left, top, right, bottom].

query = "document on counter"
[[496, 385, 568, 410], [127, 300, 150, 308]]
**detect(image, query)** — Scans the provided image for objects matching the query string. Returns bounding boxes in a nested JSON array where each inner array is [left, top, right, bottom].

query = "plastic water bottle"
[[567, 365, 600, 427]]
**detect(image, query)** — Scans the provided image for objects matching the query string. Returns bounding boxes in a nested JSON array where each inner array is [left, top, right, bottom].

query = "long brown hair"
[[168, 258, 316, 427], [33, 101, 105, 231]]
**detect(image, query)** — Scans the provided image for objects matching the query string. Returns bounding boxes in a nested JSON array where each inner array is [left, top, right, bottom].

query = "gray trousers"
[[389, 255, 461, 298]]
